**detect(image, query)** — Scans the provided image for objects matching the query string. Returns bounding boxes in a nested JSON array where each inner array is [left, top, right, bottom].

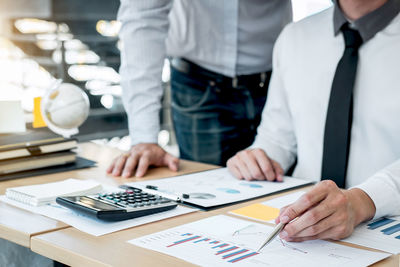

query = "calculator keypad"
[[96, 187, 172, 209]]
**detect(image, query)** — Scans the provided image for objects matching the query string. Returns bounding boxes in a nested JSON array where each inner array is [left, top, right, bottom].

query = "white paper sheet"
[[128, 215, 389, 267], [261, 191, 306, 209], [0, 195, 196, 236], [127, 168, 311, 208], [0, 101, 26, 133], [342, 217, 400, 254], [231, 191, 400, 254]]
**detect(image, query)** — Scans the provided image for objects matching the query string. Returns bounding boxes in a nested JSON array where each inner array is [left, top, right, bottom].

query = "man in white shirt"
[[227, 0, 400, 241], [107, 0, 292, 177]]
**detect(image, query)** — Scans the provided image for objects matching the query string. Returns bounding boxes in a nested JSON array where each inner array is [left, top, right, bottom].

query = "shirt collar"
[[333, 0, 400, 42]]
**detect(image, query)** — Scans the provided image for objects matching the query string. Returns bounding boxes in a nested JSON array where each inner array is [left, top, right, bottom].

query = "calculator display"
[[57, 186, 177, 221], [70, 196, 121, 211]]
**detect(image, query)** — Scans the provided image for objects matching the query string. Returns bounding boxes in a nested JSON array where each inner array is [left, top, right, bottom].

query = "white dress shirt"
[[252, 7, 400, 219], [117, 0, 292, 145]]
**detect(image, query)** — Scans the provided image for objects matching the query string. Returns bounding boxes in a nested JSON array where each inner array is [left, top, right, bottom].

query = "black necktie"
[[321, 23, 363, 188]]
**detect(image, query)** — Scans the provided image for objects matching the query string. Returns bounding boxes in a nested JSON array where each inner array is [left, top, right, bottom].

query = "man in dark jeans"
[[107, 0, 292, 177], [170, 59, 270, 165]]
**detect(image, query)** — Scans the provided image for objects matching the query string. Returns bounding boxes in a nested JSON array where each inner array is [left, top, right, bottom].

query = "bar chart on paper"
[[128, 215, 389, 267], [166, 233, 259, 263], [343, 216, 400, 254]]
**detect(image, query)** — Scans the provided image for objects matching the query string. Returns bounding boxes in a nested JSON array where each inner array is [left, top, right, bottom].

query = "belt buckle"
[[259, 72, 266, 88], [232, 77, 238, 88], [171, 58, 190, 74]]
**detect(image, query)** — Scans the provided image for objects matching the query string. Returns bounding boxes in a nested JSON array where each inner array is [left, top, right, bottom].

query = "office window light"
[[14, 18, 58, 34], [96, 20, 121, 37], [68, 65, 120, 83]]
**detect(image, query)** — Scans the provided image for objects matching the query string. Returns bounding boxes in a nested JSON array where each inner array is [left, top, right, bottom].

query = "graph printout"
[[342, 216, 400, 254], [128, 215, 389, 267], [127, 168, 311, 208]]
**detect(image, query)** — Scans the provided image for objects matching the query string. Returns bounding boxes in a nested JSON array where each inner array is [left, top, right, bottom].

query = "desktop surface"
[[0, 142, 397, 266]]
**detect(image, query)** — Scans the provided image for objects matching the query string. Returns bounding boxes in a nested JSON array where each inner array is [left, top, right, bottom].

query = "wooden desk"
[[0, 143, 216, 247], [31, 185, 399, 267], [1, 143, 398, 266]]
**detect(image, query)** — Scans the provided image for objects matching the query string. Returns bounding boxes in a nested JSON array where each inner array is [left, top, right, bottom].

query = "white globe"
[[42, 82, 90, 137]]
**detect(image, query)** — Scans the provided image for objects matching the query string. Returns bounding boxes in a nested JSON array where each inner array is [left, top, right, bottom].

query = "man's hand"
[[106, 143, 179, 178], [227, 148, 284, 182], [275, 180, 376, 242]]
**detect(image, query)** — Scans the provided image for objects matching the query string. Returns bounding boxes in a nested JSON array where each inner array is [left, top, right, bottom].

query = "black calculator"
[[56, 186, 178, 221]]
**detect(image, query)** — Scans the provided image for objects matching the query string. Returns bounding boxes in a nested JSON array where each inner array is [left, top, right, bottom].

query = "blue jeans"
[[171, 65, 270, 166]]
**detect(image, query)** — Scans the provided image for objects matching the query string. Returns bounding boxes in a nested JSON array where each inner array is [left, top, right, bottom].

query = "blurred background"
[[0, 0, 332, 152]]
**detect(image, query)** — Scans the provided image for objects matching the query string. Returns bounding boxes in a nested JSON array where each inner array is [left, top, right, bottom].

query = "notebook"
[[0, 156, 96, 182], [5, 178, 103, 206], [0, 151, 76, 175], [0, 138, 77, 161]]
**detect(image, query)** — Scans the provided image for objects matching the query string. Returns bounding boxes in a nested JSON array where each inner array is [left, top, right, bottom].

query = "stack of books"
[[0, 137, 78, 176]]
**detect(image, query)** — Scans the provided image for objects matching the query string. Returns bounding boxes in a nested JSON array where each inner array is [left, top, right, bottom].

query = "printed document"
[[128, 215, 389, 267]]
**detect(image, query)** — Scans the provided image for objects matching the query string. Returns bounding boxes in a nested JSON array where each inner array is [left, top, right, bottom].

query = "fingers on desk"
[[227, 149, 283, 182]]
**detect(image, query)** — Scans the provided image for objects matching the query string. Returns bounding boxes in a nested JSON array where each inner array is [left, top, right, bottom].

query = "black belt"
[[171, 58, 271, 89]]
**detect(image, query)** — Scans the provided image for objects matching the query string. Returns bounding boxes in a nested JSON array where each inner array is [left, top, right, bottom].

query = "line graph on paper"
[[230, 223, 309, 255]]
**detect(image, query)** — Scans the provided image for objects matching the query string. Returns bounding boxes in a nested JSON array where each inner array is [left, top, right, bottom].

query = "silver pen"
[[257, 222, 286, 252]]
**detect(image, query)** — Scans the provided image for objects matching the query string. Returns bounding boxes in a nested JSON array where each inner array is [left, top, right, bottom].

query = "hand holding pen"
[[273, 182, 375, 243]]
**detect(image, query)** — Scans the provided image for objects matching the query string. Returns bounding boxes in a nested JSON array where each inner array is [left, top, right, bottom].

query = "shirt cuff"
[[353, 174, 400, 219], [250, 138, 295, 173], [129, 130, 159, 146]]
